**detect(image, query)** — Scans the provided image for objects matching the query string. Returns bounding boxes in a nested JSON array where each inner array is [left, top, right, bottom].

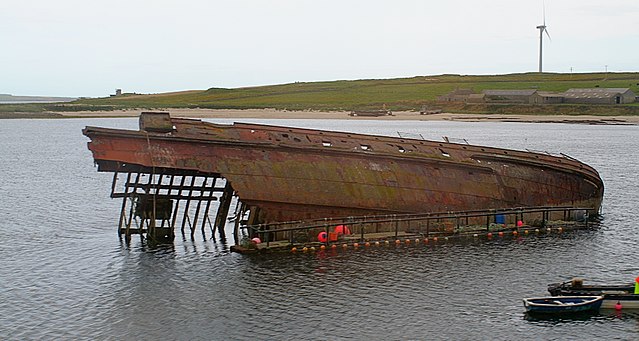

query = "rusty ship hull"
[[83, 112, 604, 224]]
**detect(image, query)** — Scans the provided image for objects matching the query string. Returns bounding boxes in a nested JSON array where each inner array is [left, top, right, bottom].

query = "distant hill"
[[73, 72, 639, 111], [0, 94, 77, 103], [2, 72, 639, 117]]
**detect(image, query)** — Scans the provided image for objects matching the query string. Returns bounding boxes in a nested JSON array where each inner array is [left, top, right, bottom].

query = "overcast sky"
[[1, 0, 638, 97]]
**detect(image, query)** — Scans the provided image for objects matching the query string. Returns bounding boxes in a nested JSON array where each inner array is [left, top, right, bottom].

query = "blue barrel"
[[495, 214, 505, 224]]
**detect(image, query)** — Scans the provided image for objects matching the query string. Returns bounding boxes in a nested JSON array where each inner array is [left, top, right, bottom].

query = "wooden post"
[[171, 175, 186, 231], [180, 176, 197, 234], [486, 214, 490, 231], [394, 215, 399, 238], [117, 172, 132, 235], [214, 182, 234, 237], [201, 177, 217, 237], [191, 176, 206, 238]]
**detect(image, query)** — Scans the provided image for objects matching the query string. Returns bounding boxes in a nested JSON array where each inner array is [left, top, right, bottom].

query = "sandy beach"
[[52, 108, 639, 125]]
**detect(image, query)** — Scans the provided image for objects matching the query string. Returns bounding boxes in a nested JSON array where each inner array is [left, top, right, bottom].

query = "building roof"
[[537, 91, 565, 98], [563, 88, 634, 99], [482, 89, 537, 96], [565, 88, 631, 94], [564, 88, 636, 98]]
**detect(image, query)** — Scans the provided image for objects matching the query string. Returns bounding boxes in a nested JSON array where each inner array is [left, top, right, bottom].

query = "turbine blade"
[[545, 28, 551, 41], [543, 0, 546, 25]]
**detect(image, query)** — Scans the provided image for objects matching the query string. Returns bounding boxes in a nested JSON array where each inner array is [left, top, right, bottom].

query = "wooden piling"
[[214, 182, 234, 237]]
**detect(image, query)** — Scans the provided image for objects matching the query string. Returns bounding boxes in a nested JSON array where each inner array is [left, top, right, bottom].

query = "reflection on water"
[[1, 118, 639, 339]]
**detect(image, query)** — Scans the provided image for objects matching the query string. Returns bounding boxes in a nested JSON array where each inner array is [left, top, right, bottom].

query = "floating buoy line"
[[287, 226, 574, 253], [230, 206, 597, 254]]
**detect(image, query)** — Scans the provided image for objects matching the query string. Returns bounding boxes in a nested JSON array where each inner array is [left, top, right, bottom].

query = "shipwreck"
[[83, 112, 604, 243]]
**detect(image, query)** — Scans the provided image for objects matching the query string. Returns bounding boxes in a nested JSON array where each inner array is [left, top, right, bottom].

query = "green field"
[[2, 72, 639, 116]]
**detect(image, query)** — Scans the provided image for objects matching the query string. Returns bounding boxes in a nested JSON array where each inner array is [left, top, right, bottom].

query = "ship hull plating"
[[83, 113, 604, 223]]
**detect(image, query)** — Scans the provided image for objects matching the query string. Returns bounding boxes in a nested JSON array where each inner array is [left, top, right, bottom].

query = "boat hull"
[[83, 112, 604, 223], [524, 296, 604, 314]]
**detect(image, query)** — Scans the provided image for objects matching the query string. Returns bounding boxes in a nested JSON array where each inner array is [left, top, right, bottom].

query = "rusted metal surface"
[[83, 112, 604, 225]]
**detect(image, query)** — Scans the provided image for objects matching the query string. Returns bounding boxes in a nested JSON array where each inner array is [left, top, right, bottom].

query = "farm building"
[[482, 89, 538, 104], [436, 88, 636, 105], [532, 92, 566, 104], [563, 88, 636, 104]]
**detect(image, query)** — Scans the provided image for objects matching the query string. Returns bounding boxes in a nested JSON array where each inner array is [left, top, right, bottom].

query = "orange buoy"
[[353, 242, 359, 248], [524, 230, 529, 235], [405, 239, 411, 244], [424, 238, 429, 243], [415, 239, 420, 243], [498, 231, 504, 237], [395, 239, 401, 244], [320, 245, 326, 250], [384, 240, 390, 245], [512, 230, 518, 236], [309, 246, 316, 252], [291, 247, 297, 252], [487, 233, 493, 238], [433, 237, 438, 242], [334, 225, 352, 235], [374, 241, 380, 246], [302, 247, 308, 252], [558, 227, 563, 232], [342, 243, 348, 248], [331, 244, 337, 249], [365, 242, 370, 247]]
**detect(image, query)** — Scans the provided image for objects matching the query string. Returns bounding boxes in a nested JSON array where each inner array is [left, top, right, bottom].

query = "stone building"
[[436, 87, 637, 105], [563, 88, 636, 104], [481, 89, 538, 104]]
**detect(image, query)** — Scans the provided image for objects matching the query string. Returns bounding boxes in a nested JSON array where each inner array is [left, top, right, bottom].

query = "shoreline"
[[3, 108, 639, 125]]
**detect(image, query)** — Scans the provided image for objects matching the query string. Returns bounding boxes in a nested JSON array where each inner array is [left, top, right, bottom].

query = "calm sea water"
[[1, 118, 639, 340]]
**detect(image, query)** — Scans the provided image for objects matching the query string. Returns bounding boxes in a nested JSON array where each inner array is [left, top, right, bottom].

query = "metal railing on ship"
[[242, 206, 595, 248]]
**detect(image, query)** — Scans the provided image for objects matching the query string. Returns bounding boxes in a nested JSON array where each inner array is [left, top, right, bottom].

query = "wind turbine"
[[536, 3, 551, 72]]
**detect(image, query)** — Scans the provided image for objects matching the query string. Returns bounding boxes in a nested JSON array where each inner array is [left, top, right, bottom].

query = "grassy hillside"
[[2, 72, 639, 116]]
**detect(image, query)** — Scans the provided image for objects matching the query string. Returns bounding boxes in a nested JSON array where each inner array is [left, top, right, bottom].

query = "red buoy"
[[317, 231, 328, 243]]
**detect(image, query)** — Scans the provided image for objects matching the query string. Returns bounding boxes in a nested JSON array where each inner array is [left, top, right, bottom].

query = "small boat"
[[348, 109, 393, 117], [548, 278, 639, 309], [523, 296, 604, 314]]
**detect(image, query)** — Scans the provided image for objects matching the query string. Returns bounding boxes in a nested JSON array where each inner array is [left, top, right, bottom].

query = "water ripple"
[[2, 119, 639, 339]]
